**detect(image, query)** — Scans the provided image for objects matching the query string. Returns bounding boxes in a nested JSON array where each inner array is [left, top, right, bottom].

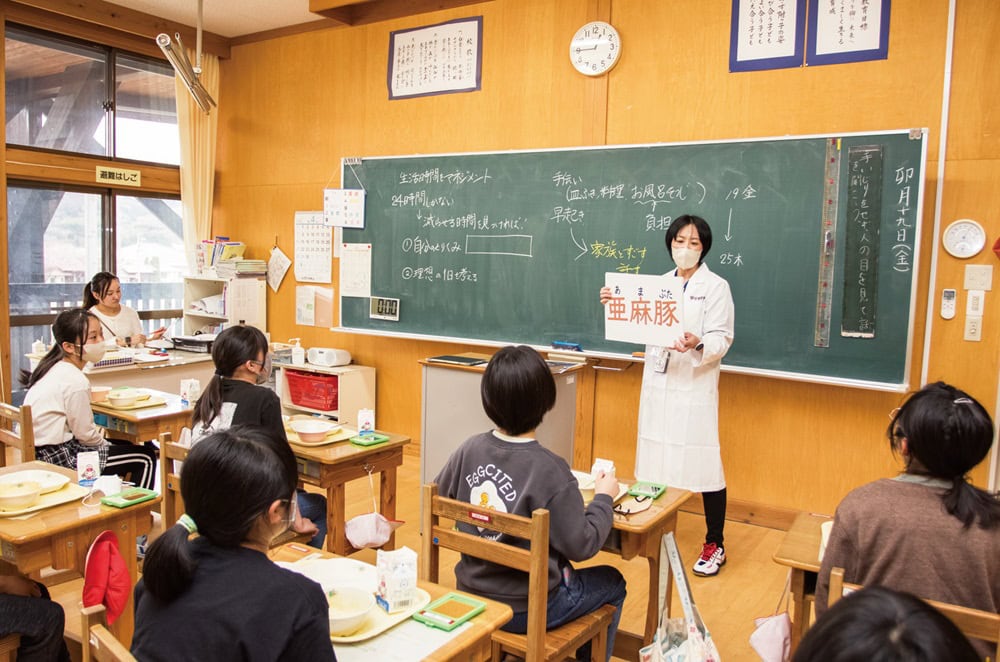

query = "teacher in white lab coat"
[[600, 214, 735, 577]]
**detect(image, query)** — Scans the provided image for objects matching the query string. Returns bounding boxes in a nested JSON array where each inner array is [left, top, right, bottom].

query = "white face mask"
[[82, 342, 107, 363], [253, 355, 273, 385], [672, 246, 701, 270]]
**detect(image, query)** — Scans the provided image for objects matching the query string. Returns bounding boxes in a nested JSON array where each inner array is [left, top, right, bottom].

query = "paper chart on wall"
[[295, 286, 334, 327], [294, 211, 332, 283], [340, 243, 372, 298], [267, 246, 292, 292]]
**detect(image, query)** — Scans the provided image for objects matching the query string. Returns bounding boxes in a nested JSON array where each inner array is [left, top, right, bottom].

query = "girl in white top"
[[22, 308, 156, 489], [83, 272, 165, 348]]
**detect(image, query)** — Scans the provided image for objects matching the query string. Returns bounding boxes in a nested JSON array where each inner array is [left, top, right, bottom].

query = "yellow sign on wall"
[[95, 166, 141, 187]]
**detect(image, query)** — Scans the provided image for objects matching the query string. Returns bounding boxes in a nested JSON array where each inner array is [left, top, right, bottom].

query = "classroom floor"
[[342, 451, 792, 662]]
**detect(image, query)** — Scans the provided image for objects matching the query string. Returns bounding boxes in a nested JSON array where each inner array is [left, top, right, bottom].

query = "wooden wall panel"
[[214, 0, 1000, 509]]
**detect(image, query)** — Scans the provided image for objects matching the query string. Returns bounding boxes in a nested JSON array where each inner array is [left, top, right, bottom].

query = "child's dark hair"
[[191, 325, 269, 428], [664, 214, 713, 265], [141, 426, 298, 603], [82, 271, 118, 308], [20, 308, 95, 387], [481, 345, 555, 436], [793, 585, 979, 662], [887, 381, 999, 529]]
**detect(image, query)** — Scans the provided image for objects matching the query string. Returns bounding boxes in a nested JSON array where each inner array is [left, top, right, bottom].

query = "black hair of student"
[[141, 426, 298, 604], [887, 381, 1000, 529], [20, 308, 95, 387], [481, 345, 556, 436], [664, 214, 713, 265], [792, 585, 979, 662], [191, 325, 269, 428], [82, 271, 118, 308]]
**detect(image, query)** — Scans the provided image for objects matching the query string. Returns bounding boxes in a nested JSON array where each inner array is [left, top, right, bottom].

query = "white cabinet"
[[182, 276, 266, 335], [274, 362, 375, 429]]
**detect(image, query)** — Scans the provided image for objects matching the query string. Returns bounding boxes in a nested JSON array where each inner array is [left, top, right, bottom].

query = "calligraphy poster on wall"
[[807, 0, 890, 66], [388, 16, 483, 100], [729, 0, 807, 72]]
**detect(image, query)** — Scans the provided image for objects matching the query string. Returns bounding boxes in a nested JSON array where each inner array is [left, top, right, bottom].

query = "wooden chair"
[[829, 567, 1000, 659], [0, 403, 35, 467], [159, 432, 312, 547], [421, 483, 615, 662], [80, 603, 135, 662], [0, 634, 20, 662]]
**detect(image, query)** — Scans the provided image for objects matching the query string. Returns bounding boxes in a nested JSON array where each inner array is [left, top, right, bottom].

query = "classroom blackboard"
[[340, 130, 926, 390]]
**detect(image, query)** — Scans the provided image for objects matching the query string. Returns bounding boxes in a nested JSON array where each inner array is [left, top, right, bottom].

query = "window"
[[5, 25, 179, 164], [7, 184, 184, 388]]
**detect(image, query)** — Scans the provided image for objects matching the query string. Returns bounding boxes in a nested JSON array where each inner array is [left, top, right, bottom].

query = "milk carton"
[[375, 546, 417, 613]]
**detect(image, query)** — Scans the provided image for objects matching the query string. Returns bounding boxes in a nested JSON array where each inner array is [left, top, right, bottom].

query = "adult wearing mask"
[[600, 214, 735, 576]]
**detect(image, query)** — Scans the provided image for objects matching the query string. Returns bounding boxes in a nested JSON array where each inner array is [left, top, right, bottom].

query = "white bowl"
[[107, 388, 140, 407], [327, 586, 375, 636], [290, 418, 339, 443], [0, 480, 41, 511], [90, 386, 112, 403], [0, 470, 69, 495]]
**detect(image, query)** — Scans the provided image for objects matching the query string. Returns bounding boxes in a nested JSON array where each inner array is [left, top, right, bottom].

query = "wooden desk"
[[609, 486, 693, 661], [0, 461, 159, 646], [772, 512, 832, 652], [91, 389, 192, 444], [271, 542, 512, 661], [290, 431, 410, 556]]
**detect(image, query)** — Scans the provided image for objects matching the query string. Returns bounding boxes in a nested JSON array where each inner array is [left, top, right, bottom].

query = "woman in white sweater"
[[23, 308, 156, 489], [83, 272, 165, 347]]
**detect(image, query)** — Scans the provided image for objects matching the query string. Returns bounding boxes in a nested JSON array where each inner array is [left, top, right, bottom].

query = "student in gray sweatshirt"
[[435, 345, 626, 662]]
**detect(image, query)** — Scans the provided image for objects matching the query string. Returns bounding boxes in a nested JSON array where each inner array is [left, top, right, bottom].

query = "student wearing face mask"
[[22, 308, 157, 489], [599, 214, 735, 577], [190, 325, 326, 548]]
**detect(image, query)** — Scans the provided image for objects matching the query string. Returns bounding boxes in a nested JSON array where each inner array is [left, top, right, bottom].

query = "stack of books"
[[215, 259, 267, 279]]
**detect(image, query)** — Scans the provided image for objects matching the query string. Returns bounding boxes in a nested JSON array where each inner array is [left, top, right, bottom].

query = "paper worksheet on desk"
[[340, 243, 372, 298], [294, 211, 332, 283], [333, 619, 471, 662]]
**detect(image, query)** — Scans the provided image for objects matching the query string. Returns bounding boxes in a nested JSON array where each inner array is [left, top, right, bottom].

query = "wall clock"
[[570, 21, 621, 76], [942, 218, 986, 259]]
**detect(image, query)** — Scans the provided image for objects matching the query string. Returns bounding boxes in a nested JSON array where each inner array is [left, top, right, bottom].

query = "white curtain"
[[175, 51, 219, 274]]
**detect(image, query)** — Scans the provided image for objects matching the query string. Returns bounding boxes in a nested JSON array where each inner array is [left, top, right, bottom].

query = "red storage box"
[[285, 369, 339, 411]]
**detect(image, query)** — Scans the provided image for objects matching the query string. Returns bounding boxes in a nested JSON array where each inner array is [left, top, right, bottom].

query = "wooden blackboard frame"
[[337, 129, 927, 392]]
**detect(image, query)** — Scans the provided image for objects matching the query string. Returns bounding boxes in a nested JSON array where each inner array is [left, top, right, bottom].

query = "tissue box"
[[376, 546, 418, 613]]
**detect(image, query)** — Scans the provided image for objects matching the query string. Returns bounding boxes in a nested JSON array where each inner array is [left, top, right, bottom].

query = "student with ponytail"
[[132, 427, 336, 661], [83, 272, 165, 347], [23, 308, 156, 489], [190, 325, 326, 548], [816, 381, 1000, 658]]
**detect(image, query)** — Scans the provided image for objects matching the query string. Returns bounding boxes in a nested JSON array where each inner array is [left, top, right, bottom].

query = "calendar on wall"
[[293, 211, 332, 283], [323, 188, 366, 228]]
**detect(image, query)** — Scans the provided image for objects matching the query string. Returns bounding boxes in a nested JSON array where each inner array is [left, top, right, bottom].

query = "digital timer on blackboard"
[[369, 296, 400, 321]]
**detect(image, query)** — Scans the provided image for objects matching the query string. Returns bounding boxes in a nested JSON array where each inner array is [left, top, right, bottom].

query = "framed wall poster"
[[730, 0, 806, 72], [388, 16, 483, 99], [806, 0, 890, 66]]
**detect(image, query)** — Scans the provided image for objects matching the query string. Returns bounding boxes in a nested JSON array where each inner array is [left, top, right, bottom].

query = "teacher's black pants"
[[703, 487, 727, 546]]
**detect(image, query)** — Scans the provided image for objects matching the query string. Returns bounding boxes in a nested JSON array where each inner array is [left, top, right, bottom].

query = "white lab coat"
[[634, 263, 734, 492]]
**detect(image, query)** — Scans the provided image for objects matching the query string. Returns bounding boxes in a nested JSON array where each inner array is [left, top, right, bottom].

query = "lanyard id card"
[[651, 346, 669, 373]]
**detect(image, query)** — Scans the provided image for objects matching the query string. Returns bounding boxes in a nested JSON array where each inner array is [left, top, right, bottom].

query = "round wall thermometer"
[[942, 218, 986, 258], [570, 21, 621, 76]]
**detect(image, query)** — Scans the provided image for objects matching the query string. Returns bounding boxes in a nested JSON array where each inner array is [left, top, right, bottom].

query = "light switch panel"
[[964, 264, 993, 291]]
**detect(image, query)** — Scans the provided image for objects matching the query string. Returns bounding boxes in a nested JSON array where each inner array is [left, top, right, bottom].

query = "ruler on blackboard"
[[813, 138, 841, 347]]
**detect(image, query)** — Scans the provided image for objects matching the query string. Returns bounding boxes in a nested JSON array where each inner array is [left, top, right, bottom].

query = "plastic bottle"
[[291, 338, 305, 366]]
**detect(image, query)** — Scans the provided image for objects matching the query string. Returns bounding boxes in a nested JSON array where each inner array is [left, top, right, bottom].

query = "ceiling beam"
[[309, 0, 493, 27], [7, 0, 231, 58]]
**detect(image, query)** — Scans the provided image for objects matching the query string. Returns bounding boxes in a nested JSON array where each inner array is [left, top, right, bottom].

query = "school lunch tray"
[[284, 425, 355, 447], [275, 556, 431, 642], [93, 396, 167, 411], [0, 483, 90, 517]]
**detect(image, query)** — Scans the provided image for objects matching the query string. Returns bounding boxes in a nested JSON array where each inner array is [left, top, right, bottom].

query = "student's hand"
[[131, 333, 147, 347], [594, 470, 619, 498], [599, 286, 613, 305], [0, 574, 41, 597], [292, 516, 319, 537]]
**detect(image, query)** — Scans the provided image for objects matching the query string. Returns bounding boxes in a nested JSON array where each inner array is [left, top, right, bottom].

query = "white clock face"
[[942, 219, 986, 259], [570, 21, 621, 76]]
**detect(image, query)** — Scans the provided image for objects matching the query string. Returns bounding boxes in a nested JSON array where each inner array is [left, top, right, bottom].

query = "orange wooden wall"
[[213, 0, 1000, 514]]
